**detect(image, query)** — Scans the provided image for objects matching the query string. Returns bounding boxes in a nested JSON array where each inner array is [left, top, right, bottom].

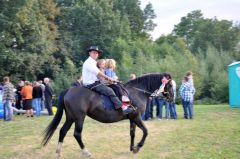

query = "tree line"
[[0, 0, 239, 103]]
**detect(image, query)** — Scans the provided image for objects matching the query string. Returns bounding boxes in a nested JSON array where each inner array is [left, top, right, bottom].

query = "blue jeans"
[[4, 100, 13, 121], [182, 100, 193, 119], [182, 99, 188, 119], [41, 98, 45, 111], [33, 98, 42, 116], [156, 99, 170, 119], [142, 99, 151, 120], [151, 97, 159, 117], [169, 102, 177, 119]]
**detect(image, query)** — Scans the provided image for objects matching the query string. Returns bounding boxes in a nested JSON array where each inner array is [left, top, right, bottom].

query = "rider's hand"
[[108, 77, 119, 84], [107, 77, 115, 82]]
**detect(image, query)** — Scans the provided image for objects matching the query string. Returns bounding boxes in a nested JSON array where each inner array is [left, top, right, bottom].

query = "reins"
[[122, 83, 153, 96]]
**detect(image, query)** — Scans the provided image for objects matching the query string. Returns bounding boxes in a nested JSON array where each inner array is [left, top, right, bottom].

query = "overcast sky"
[[141, 0, 240, 40]]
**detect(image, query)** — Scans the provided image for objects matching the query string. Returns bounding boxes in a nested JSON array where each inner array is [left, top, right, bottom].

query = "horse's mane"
[[125, 73, 166, 92]]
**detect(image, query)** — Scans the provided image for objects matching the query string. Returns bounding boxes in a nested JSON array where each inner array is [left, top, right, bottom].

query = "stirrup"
[[129, 104, 137, 111]]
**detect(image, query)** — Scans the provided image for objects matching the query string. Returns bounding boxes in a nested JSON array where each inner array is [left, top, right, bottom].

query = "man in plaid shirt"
[[2, 76, 15, 121], [179, 76, 195, 119]]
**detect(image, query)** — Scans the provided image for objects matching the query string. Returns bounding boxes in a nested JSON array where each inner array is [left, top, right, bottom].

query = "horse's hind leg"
[[132, 117, 148, 154], [56, 119, 73, 157], [73, 115, 92, 157], [130, 120, 136, 151]]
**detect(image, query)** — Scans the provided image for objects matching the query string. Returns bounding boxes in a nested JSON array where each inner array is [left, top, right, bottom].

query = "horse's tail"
[[42, 89, 68, 146]]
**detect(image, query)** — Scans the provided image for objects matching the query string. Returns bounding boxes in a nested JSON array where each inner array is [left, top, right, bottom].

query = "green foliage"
[[0, 2, 239, 104], [173, 10, 240, 55], [113, 0, 144, 38], [143, 3, 157, 32], [198, 46, 232, 102], [0, 0, 60, 80]]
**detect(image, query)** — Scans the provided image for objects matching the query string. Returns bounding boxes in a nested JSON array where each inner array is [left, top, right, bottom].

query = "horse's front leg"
[[130, 120, 136, 151], [132, 117, 148, 154]]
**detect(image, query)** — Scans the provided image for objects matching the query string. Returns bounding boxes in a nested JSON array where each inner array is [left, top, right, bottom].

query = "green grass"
[[0, 105, 240, 159]]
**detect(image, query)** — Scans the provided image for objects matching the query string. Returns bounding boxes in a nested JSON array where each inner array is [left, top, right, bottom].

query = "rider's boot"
[[121, 102, 134, 115]]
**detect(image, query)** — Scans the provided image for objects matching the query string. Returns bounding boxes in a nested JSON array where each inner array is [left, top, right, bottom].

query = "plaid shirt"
[[3, 82, 15, 101], [179, 81, 195, 102]]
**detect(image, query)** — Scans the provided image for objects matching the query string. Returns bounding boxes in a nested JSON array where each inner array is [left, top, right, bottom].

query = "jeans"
[[169, 102, 177, 119], [4, 100, 13, 121], [33, 98, 42, 116], [156, 99, 170, 119], [142, 99, 151, 120], [182, 99, 188, 119], [150, 97, 159, 118], [182, 100, 193, 119], [90, 82, 122, 109], [41, 98, 45, 111]]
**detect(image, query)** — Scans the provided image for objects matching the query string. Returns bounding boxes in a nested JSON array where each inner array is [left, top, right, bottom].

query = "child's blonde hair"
[[106, 59, 116, 70], [97, 59, 106, 68]]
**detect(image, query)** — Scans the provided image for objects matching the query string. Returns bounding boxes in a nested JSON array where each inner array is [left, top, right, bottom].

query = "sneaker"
[[122, 95, 130, 102], [122, 107, 134, 115]]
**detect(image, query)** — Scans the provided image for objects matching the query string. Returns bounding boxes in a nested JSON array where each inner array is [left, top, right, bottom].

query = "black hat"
[[87, 46, 102, 54]]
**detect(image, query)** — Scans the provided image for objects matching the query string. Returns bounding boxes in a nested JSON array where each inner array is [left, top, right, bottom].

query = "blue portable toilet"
[[228, 61, 240, 108]]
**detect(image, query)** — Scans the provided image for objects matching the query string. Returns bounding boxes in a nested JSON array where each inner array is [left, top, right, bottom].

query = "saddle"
[[84, 82, 132, 110]]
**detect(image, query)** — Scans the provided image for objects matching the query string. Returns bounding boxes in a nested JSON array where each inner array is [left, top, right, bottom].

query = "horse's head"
[[126, 73, 173, 96]]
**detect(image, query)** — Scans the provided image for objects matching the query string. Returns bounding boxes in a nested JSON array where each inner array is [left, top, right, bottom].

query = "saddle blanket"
[[100, 95, 115, 110]]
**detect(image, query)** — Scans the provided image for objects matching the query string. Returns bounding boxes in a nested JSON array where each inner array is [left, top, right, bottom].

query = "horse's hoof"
[[55, 153, 61, 159], [132, 146, 139, 154], [81, 148, 92, 158], [56, 150, 61, 158]]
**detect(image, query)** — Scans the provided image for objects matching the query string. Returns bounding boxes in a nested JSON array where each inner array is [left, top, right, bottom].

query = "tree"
[[0, 0, 60, 81], [143, 3, 157, 33], [113, 0, 144, 38], [57, 0, 132, 67], [173, 10, 240, 55]]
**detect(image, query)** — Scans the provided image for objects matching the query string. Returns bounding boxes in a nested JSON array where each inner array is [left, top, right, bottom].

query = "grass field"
[[0, 105, 240, 159]]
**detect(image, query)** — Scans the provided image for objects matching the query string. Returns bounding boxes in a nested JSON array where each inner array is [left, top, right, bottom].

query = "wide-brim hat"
[[87, 46, 102, 54]]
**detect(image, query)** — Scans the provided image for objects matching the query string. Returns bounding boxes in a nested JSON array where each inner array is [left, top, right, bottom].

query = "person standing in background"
[[15, 81, 24, 114], [32, 81, 43, 116], [2, 77, 15, 121], [44, 77, 53, 116], [179, 76, 195, 119], [71, 76, 83, 87], [186, 71, 195, 116], [186, 71, 194, 86], [38, 80, 45, 111], [21, 81, 34, 117], [130, 74, 136, 80], [168, 79, 177, 119]]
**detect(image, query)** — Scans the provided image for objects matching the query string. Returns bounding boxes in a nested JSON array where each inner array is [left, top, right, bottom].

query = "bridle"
[[124, 84, 154, 96]]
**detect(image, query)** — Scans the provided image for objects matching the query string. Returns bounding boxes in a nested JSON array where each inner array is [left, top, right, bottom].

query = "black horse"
[[42, 73, 173, 157]]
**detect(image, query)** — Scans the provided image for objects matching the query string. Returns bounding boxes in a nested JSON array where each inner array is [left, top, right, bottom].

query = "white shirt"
[[171, 80, 177, 100], [82, 57, 100, 85]]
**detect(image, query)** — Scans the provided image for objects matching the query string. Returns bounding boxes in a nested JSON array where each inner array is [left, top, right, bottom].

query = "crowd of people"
[[142, 71, 196, 121], [1, 45, 196, 121], [0, 77, 54, 121]]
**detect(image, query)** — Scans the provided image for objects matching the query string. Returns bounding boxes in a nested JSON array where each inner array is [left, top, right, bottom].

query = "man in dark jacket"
[[43, 77, 53, 116]]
